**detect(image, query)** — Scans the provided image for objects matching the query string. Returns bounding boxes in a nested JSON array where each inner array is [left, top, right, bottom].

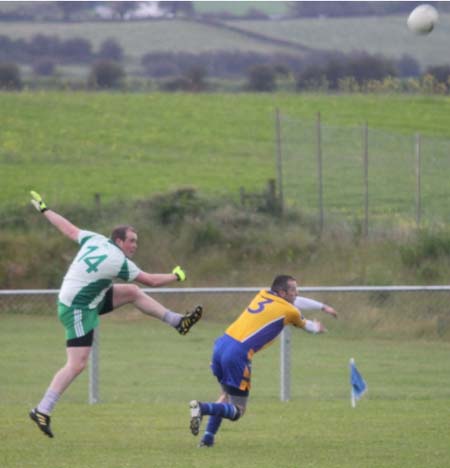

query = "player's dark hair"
[[111, 225, 136, 243], [271, 274, 296, 293]]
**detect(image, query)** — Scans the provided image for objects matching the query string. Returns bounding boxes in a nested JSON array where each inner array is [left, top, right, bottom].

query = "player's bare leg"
[[30, 346, 91, 438], [112, 284, 202, 334]]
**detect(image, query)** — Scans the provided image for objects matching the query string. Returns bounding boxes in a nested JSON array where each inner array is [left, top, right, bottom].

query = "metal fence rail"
[[2, 286, 450, 403]]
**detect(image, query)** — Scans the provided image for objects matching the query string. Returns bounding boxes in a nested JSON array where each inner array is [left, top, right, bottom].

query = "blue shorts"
[[211, 334, 253, 396]]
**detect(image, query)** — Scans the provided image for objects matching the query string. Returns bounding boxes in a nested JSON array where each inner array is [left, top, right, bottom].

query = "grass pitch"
[[1, 313, 449, 468], [2, 92, 450, 215]]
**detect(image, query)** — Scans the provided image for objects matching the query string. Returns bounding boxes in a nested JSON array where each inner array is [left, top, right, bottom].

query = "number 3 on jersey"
[[78, 246, 107, 273], [247, 298, 273, 314]]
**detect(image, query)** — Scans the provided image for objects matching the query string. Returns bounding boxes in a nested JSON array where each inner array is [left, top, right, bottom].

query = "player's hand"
[[172, 265, 186, 282], [30, 190, 48, 213], [323, 305, 338, 319]]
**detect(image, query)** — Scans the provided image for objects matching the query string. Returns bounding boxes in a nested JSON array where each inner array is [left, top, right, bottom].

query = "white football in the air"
[[407, 4, 439, 35]]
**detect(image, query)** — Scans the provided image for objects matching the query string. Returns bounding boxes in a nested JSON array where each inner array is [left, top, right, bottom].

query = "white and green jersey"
[[58, 230, 141, 309]]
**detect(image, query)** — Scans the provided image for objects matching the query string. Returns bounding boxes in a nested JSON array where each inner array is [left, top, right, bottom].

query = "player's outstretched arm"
[[304, 319, 326, 334], [135, 266, 186, 287], [294, 296, 338, 318], [30, 190, 79, 242], [322, 305, 338, 318]]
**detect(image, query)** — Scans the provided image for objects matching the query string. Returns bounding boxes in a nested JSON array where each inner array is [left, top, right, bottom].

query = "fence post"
[[89, 327, 99, 404], [280, 327, 291, 401], [275, 108, 284, 215], [316, 112, 324, 234], [415, 133, 422, 227], [363, 122, 369, 237], [94, 193, 101, 210]]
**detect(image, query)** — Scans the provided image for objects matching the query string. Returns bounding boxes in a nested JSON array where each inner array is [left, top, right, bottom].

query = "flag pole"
[[350, 358, 356, 408]]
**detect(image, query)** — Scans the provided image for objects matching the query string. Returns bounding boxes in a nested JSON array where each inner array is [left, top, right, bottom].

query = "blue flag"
[[349, 358, 367, 407]]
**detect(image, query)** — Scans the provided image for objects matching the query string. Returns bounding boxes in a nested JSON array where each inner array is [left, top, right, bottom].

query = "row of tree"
[[1, 58, 450, 94], [0, 32, 427, 81], [0, 34, 123, 66], [141, 50, 422, 80]]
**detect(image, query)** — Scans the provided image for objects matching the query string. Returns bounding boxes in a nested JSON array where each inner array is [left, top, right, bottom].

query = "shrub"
[[98, 38, 124, 62], [246, 64, 276, 92], [183, 65, 208, 91], [147, 188, 205, 225], [0, 62, 22, 90], [33, 58, 56, 76], [159, 76, 192, 92], [400, 231, 450, 268], [296, 52, 397, 91], [88, 60, 125, 89], [59, 37, 92, 63]]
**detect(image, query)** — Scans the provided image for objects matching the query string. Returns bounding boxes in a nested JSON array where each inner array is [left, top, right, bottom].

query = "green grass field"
[[1, 313, 449, 468], [2, 92, 450, 221]]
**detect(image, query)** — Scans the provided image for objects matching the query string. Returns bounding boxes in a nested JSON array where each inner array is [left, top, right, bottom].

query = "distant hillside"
[[225, 14, 450, 70]]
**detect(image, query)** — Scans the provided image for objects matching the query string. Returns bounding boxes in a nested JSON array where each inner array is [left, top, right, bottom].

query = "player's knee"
[[67, 352, 90, 375], [231, 404, 245, 421], [68, 359, 88, 376], [129, 284, 142, 301]]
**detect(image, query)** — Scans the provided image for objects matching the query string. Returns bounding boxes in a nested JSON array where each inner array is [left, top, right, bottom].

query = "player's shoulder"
[[78, 230, 104, 243], [261, 289, 299, 313]]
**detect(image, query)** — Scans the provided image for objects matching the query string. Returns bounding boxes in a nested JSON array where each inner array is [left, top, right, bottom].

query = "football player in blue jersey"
[[189, 274, 336, 447]]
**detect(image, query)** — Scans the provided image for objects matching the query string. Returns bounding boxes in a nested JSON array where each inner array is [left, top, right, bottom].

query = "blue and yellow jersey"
[[225, 289, 306, 354]]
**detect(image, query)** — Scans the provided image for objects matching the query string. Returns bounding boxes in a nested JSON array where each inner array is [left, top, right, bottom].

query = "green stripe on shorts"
[[58, 302, 100, 340]]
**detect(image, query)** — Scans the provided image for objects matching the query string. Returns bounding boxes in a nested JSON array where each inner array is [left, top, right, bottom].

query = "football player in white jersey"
[[28, 191, 202, 438]]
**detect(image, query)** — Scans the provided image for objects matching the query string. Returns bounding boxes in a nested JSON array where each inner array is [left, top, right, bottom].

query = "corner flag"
[[349, 358, 367, 407]]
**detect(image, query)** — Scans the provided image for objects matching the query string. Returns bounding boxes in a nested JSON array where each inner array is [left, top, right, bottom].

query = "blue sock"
[[202, 416, 222, 446], [199, 402, 239, 420]]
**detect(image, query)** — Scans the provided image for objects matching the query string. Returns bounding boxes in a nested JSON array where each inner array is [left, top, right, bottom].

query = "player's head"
[[111, 225, 138, 258], [271, 274, 298, 303]]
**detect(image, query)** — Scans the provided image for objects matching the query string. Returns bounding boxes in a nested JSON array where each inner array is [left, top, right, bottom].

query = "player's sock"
[[201, 415, 222, 446], [199, 402, 240, 421], [37, 388, 60, 415], [162, 309, 183, 327]]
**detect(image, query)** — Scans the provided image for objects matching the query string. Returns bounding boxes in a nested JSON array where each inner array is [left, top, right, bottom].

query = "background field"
[[1, 312, 449, 468], [2, 92, 450, 213], [226, 13, 450, 69], [1, 12, 449, 77]]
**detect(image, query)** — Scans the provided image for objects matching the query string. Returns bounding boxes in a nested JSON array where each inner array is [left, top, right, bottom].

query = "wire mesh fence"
[[276, 112, 450, 234]]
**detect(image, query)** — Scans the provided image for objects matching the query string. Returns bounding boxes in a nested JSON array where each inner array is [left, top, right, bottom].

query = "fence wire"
[[2, 287, 450, 339], [278, 114, 450, 233]]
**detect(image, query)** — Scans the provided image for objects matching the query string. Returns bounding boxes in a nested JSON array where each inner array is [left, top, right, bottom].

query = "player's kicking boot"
[[189, 400, 202, 436], [29, 408, 54, 438], [176, 306, 203, 335]]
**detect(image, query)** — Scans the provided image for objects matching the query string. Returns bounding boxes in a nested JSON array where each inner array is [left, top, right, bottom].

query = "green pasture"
[[2, 92, 450, 220], [1, 313, 449, 468], [0, 19, 291, 60], [227, 13, 450, 69], [193, 1, 289, 17]]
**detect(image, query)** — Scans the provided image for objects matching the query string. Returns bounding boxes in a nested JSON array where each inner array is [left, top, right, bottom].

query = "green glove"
[[30, 190, 48, 213], [172, 265, 186, 282]]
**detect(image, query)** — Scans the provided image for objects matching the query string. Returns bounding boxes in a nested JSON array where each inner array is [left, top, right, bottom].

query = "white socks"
[[38, 388, 60, 415], [162, 310, 183, 328]]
